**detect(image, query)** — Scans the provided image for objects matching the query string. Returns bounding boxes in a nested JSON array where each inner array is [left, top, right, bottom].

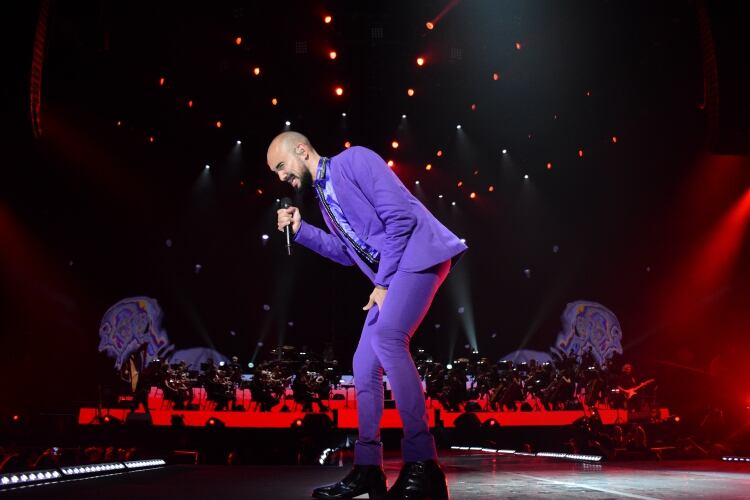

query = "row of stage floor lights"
[[451, 446, 604, 462], [0, 459, 166, 492]]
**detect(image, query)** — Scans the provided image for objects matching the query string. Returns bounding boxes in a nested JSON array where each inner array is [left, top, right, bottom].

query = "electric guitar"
[[616, 378, 655, 399]]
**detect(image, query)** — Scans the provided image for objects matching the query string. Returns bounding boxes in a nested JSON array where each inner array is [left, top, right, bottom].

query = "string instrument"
[[616, 378, 655, 399]]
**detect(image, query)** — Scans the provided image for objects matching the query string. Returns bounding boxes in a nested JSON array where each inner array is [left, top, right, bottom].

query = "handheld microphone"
[[280, 197, 293, 256]]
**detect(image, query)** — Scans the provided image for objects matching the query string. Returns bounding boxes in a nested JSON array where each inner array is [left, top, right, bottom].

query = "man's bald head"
[[267, 131, 315, 160], [267, 131, 320, 192]]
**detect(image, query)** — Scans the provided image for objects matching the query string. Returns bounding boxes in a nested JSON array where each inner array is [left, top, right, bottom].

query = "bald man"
[[268, 132, 466, 499]]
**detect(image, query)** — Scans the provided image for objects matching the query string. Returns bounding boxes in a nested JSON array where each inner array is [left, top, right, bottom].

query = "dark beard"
[[295, 168, 314, 194]]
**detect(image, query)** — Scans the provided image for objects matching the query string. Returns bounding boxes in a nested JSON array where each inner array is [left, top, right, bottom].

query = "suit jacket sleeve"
[[293, 220, 355, 266], [347, 147, 417, 287]]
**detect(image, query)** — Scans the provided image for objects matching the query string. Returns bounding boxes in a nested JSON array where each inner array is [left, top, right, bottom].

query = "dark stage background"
[[1, 1, 749, 416]]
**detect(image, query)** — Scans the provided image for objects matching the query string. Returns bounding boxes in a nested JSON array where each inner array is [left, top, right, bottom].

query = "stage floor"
[[5, 451, 750, 499]]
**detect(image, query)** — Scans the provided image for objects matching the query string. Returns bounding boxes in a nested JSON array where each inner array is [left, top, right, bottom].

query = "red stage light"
[[159, 77, 165, 86], [387, 160, 394, 167], [271, 98, 278, 106], [239, 180, 245, 187], [586, 90, 591, 96], [578, 149, 584, 157], [407, 88, 415, 97], [457, 181, 463, 188], [426, 21, 434, 30], [436, 150, 443, 157], [492, 72, 500, 81], [335, 86, 344, 96], [416, 56, 425, 66], [344, 141, 351, 148], [324, 15, 332, 24], [256, 189, 263, 195], [515, 41, 522, 50], [329, 51, 337, 60], [116, 120, 122, 127], [187, 100, 193, 108], [470, 192, 476, 199], [12, 415, 19, 422], [391, 141, 399, 149], [547, 162, 553, 170], [253, 67, 261, 76], [488, 185, 495, 192], [148, 136, 155, 143], [235, 36, 242, 46], [471, 104, 476, 111], [425, 164, 432, 171], [215, 121, 222, 128], [612, 136, 618, 143]]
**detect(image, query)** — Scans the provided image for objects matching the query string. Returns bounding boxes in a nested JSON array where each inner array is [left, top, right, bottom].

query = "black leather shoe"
[[386, 460, 449, 499], [312, 465, 387, 499]]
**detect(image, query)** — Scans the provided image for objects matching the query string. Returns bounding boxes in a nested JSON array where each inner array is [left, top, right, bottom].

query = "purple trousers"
[[353, 259, 451, 465]]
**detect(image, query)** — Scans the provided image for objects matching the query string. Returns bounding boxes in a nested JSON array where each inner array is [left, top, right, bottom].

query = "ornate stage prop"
[[98, 297, 173, 370], [554, 300, 624, 365]]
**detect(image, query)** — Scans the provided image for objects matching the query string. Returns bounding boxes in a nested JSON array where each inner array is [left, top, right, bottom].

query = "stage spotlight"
[[12, 415, 19, 422], [446, 364, 453, 370], [387, 160, 394, 167], [612, 136, 618, 143], [252, 67, 261, 76], [344, 141, 351, 148], [247, 362, 254, 369], [546, 162, 552, 170], [425, 164, 432, 171], [159, 77, 165, 86], [407, 88, 415, 96], [415, 180, 420, 185], [236, 140, 242, 145], [501, 149, 507, 154], [454, 411, 482, 431], [215, 121, 222, 128], [515, 41, 523, 50], [261, 234, 269, 241], [402, 114, 407, 119], [206, 417, 225, 428], [488, 185, 494, 192], [271, 98, 278, 106], [235, 36, 242, 46], [578, 149, 584, 157], [285, 121, 291, 126], [482, 418, 500, 428], [493, 72, 500, 81], [324, 15, 332, 24], [523, 174, 529, 179], [205, 164, 210, 170], [451, 201, 456, 206], [469, 192, 476, 199], [219, 361, 225, 367], [334, 86, 344, 96], [188, 100, 193, 108], [292, 418, 304, 428], [341, 112, 347, 117], [436, 150, 443, 157], [329, 51, 337, 60], [416, 57, 425, 66], [391, 141, 399, 149], [438, 194, 443, 199], [456, 124, 461, 129], [426, 21, 434, 30]]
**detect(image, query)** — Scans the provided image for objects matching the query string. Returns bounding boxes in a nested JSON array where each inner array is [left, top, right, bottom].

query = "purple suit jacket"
[[294, 146, 467, 287]]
